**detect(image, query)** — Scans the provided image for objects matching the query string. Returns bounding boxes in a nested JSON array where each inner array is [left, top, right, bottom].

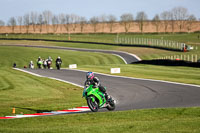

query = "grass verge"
[[0, 107, 200, 133]]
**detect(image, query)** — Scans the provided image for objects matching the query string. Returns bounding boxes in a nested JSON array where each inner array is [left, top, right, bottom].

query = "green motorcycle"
[[83, 85, 115, 112]]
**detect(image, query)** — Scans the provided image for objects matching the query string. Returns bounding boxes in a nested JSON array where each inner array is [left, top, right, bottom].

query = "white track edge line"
[[13, 68, 83, 88], [112, 54, 128, 64]]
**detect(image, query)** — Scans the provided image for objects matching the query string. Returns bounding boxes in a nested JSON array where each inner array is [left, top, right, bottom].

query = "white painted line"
[[13, 68, 83, 88], [112, 54, 127, 64], [14, 68, 44, 77]]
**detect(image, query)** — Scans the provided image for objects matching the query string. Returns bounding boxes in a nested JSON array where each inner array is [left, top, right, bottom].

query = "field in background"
[[1, 33, 200, 61], [1, 33, 200, 44]]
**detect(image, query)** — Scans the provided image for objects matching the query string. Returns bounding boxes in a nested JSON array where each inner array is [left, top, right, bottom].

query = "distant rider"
[[55, 56, 62, 70], [43, 59, 48, 69], [29, 61, 34, 69], [47, 56, 52, 69], [37, 56, 43, 69], [84, 72, 108, 100]]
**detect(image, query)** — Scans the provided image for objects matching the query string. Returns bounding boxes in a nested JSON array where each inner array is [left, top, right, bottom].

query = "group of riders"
[[29, 56, 62, 70]]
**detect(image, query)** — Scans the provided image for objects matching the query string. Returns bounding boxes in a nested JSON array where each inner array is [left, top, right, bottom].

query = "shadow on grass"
[[15, 107, 52, 113], [133, 59, 200, 68]]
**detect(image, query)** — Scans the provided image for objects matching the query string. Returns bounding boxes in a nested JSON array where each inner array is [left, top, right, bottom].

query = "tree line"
[[0, 6, 199, 34]]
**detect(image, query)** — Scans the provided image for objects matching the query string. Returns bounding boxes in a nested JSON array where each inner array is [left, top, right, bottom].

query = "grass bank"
[[1, 107, 200, 133], [0, 46, 124, 68]]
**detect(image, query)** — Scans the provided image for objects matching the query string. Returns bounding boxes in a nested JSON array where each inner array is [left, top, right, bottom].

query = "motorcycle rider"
[[29, 61, 34, 69], [84, 72, 108, 100], [37, 56, 43, 69], [55, 56, 62, 70], [47, 56, 52, 69], [43, 59, 48, 69]]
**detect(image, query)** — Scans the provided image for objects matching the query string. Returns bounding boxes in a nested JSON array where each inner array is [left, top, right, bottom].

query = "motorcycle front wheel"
[[87, 96, 99, 112]]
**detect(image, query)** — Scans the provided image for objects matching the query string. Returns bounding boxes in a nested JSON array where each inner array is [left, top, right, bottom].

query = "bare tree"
[[70, 14, 80, 32], [0, 20, 5, 26], [152, 14, 160, 33], [58, 13, 66, 32], [160, 11, 171, 33], [79, 16, 87, 33], [64, 14, 70, 33], [136, 11, 148, 33], [99, 14, 107, 32], [90, 16, 99, 33], [52, 15, 59, 33], [30, 12, 38, 33], [17, 16, 23, 33], [107, 15, 117, 33], [8, 17, 17, 33], [172, 7, 189, 32], [120, 13, 133, 33], [169, 11, 176, 33], [37, 14, 43, 33], [42, 10, 52, 33], [23, 14, 30, 33], [187, 14, 197, 32], [0, 20, 5, 32]]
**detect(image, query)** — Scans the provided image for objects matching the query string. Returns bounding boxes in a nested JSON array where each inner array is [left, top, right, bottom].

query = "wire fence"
[[115, 37, 198, 51], [156, 54, 200, 62]]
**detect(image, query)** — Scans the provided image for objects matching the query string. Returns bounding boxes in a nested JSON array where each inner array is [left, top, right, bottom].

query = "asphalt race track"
[[22, 68, 200, 111]]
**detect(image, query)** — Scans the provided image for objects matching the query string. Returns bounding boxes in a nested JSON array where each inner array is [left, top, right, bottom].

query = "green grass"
[[0, 46, 124, 68], [0, 37, 200, 132], [0, 68, 85, 117], [1, 33, 200, 45], [0, 107, 200, 133]]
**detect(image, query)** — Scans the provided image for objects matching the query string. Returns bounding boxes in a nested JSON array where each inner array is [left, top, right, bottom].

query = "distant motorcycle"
[[47, 60, 52, 69], [56, 61, 62, 70], [37, 60, 43, 69]]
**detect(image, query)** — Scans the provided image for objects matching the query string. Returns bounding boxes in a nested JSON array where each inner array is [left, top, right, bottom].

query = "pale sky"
[[0, 0, 200, 22]]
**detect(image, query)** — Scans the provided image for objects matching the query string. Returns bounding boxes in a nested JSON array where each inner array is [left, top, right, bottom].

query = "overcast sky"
[[0, 0, 200, 22]]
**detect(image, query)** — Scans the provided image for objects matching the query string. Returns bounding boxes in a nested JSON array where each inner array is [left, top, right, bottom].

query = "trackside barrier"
[[115, 37, 198, 51], [111, 68, 121, 74], [157, 54, 200, 62], [69, 64, 77, 69]]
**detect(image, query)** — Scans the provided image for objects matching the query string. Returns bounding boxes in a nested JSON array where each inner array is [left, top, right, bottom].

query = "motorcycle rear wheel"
[[106, 97, 115, 111]]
